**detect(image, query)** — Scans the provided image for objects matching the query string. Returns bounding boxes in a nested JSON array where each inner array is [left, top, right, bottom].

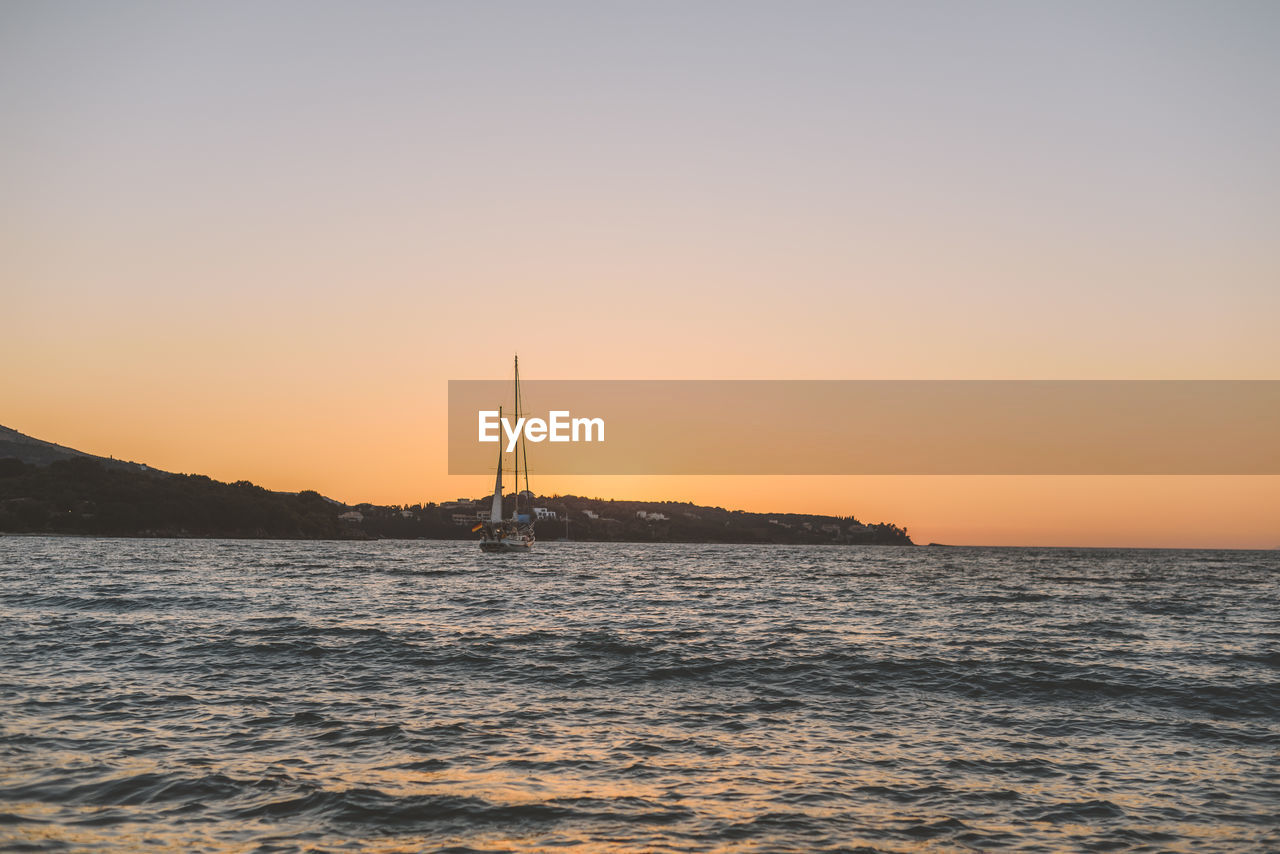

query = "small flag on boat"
[[471, 522, 483, 532]]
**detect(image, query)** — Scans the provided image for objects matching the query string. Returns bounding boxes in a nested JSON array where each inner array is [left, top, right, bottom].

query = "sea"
[[1, 537, 1277, 853]]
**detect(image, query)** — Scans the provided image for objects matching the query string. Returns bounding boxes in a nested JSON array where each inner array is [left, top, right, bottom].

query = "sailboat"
[[478, 356, 535, 552]]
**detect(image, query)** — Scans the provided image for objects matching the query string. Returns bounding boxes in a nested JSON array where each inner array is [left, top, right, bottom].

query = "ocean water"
[[1, 538, 1277, 853]]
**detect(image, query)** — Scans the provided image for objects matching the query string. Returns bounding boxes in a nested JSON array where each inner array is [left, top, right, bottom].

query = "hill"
[[0, 424, 159, 472], [0, 425, 912, 545], [0, 456, 351, 539]]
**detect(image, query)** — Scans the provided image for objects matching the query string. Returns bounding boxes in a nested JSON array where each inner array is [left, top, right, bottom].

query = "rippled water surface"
[[1, 537, 1277, 852]]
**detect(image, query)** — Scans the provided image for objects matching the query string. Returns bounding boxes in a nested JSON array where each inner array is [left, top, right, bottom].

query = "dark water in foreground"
[[1, 538, 1277, 853]]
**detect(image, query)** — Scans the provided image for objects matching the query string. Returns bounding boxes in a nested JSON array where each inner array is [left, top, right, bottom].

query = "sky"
[[2, 1, 1277, 547]]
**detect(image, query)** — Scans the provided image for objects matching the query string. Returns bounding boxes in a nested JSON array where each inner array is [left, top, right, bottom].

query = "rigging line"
[[516, 355, 531, 500], [504, 355, 514, 522]]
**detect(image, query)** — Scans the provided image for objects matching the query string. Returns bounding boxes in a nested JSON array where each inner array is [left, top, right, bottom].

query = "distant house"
[[400, 510, 415, 518], [440, 500, 475, 512], [581, 509, 599, 519], [533, 507, 558, 520], [636, 510, 668, 521], [451, 513, 478, 526], [338, 510, 364, 523]]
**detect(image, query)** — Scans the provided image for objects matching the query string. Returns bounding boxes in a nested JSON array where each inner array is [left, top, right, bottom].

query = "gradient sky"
[[3, 1, 1277, 547]]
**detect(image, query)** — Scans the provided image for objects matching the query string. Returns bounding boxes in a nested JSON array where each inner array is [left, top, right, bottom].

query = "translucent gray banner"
[[448, 381, 1279, 475]]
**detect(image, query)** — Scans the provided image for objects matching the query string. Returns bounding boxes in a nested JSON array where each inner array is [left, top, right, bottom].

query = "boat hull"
[[479, 537, 534, 552]]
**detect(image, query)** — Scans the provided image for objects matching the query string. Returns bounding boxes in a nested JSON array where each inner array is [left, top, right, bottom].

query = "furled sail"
[[489, 407, 504, 523]]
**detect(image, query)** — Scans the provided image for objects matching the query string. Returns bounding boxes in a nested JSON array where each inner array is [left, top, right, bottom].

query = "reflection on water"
[[1, 538, 1277, 852]]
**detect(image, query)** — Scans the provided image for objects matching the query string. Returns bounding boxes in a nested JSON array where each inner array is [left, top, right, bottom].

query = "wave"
[[2, 538, 1277, 853]]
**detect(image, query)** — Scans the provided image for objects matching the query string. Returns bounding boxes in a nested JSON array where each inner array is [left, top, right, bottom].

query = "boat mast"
[[515, 355, 531, 502], [512, 356, 519, 522]]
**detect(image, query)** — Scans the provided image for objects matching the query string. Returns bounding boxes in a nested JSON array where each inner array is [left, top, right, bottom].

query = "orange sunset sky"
[[3, 2, 1277, 548]]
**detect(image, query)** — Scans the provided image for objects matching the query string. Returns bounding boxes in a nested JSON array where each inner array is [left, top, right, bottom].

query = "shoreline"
[[2, 531, 1273, 552]]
